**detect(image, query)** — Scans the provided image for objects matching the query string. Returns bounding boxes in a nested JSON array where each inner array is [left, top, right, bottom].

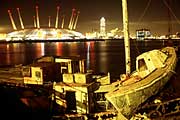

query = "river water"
[[0, 39, 174, 77]]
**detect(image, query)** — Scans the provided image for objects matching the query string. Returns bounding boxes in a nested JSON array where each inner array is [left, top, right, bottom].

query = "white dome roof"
[[6, 28, 85, 40]]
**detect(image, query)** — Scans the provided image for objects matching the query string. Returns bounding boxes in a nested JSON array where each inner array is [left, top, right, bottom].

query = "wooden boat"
[[105, 46, 177, 118], [101, 1, 177, 118]]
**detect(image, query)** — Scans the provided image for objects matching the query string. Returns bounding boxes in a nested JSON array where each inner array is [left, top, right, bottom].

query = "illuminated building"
[[6, 28, 85, 41], [6, 6, 85, 41], [136, 29, 151, 40], [0, 33, 7, 40], [100, 17, 106, 38], [85, 32, 98, 39]]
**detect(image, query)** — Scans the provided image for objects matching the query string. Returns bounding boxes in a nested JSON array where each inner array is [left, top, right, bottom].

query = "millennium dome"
[[6, 28, 85, 40], [6, 6, 85, 41]]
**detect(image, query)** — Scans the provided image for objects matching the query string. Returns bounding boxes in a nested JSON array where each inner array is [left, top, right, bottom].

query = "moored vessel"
[[105, 46, 177, 118]]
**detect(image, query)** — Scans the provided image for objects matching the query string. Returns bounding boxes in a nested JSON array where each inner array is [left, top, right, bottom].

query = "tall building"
[[136, 29, 151, 40], [100, 17, 106, 38]]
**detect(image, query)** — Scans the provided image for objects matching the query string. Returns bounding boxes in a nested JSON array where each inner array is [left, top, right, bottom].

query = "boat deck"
[[106, 47, 177, 97]]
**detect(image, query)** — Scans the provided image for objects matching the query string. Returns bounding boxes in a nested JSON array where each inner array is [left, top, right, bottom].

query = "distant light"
[[6, 28, 85, 40]]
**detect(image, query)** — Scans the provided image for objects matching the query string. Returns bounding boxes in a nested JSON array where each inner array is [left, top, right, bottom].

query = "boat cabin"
[[33, 56, 97, 114], [23, 55, 88, 85], [23, 62, 61, 85], [53, 82, 96, 114], [136, 49, 168, 78], [35, 55, 86, 74], [55, 57, 91, 84], [55, 57, 86, 74]]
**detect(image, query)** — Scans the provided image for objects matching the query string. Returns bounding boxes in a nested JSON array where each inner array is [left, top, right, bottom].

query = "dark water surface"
[[0, 39, 174, 77]]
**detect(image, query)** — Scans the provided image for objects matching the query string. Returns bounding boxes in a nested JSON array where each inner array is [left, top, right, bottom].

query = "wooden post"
[[122, 0, 131, 74]]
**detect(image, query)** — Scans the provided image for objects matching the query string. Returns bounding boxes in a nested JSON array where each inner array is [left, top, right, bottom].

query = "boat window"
[[95, 93, 106, 101], [35, 71, 41, 78], [60, 62, 69, 73], [72, 60, 80, 73], [61, 62, 68, 67], [22, 67, 31, 77], [138, 59, 148, 71]]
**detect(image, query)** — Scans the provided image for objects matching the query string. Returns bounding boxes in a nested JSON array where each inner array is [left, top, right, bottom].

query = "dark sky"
[[0, 0, 180, 36]]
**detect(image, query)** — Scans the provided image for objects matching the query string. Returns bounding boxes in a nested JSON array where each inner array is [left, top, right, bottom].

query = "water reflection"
[[98, 42, 108, 73], [6, 44, 10, 65], [0, 40, 171, 74], [86, 42, 90, 69], [35, 43, 45, 57], [0, 43, 26, 66], [86, 42, 95, 71], [12, 43, 25, 65], [55, 42, 63, 56], [68, 42, 79, 57], [0, 41, 124, 73]]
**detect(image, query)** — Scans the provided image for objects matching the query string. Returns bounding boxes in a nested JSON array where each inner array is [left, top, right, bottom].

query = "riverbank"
[[0, 39, 106, 43]]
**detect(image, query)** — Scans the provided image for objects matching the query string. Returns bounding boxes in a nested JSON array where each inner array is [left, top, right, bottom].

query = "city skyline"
[[0, 0, 180, 36]]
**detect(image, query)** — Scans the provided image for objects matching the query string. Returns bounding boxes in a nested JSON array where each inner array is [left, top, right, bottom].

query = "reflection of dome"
[[6, 28, 85, 40]]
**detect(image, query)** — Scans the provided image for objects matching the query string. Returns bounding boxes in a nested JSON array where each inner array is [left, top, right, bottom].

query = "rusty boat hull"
[[105, 47, 177, 118]]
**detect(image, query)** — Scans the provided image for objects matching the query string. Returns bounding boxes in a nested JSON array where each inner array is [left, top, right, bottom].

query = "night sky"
[[0, 0, 180, 36]]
